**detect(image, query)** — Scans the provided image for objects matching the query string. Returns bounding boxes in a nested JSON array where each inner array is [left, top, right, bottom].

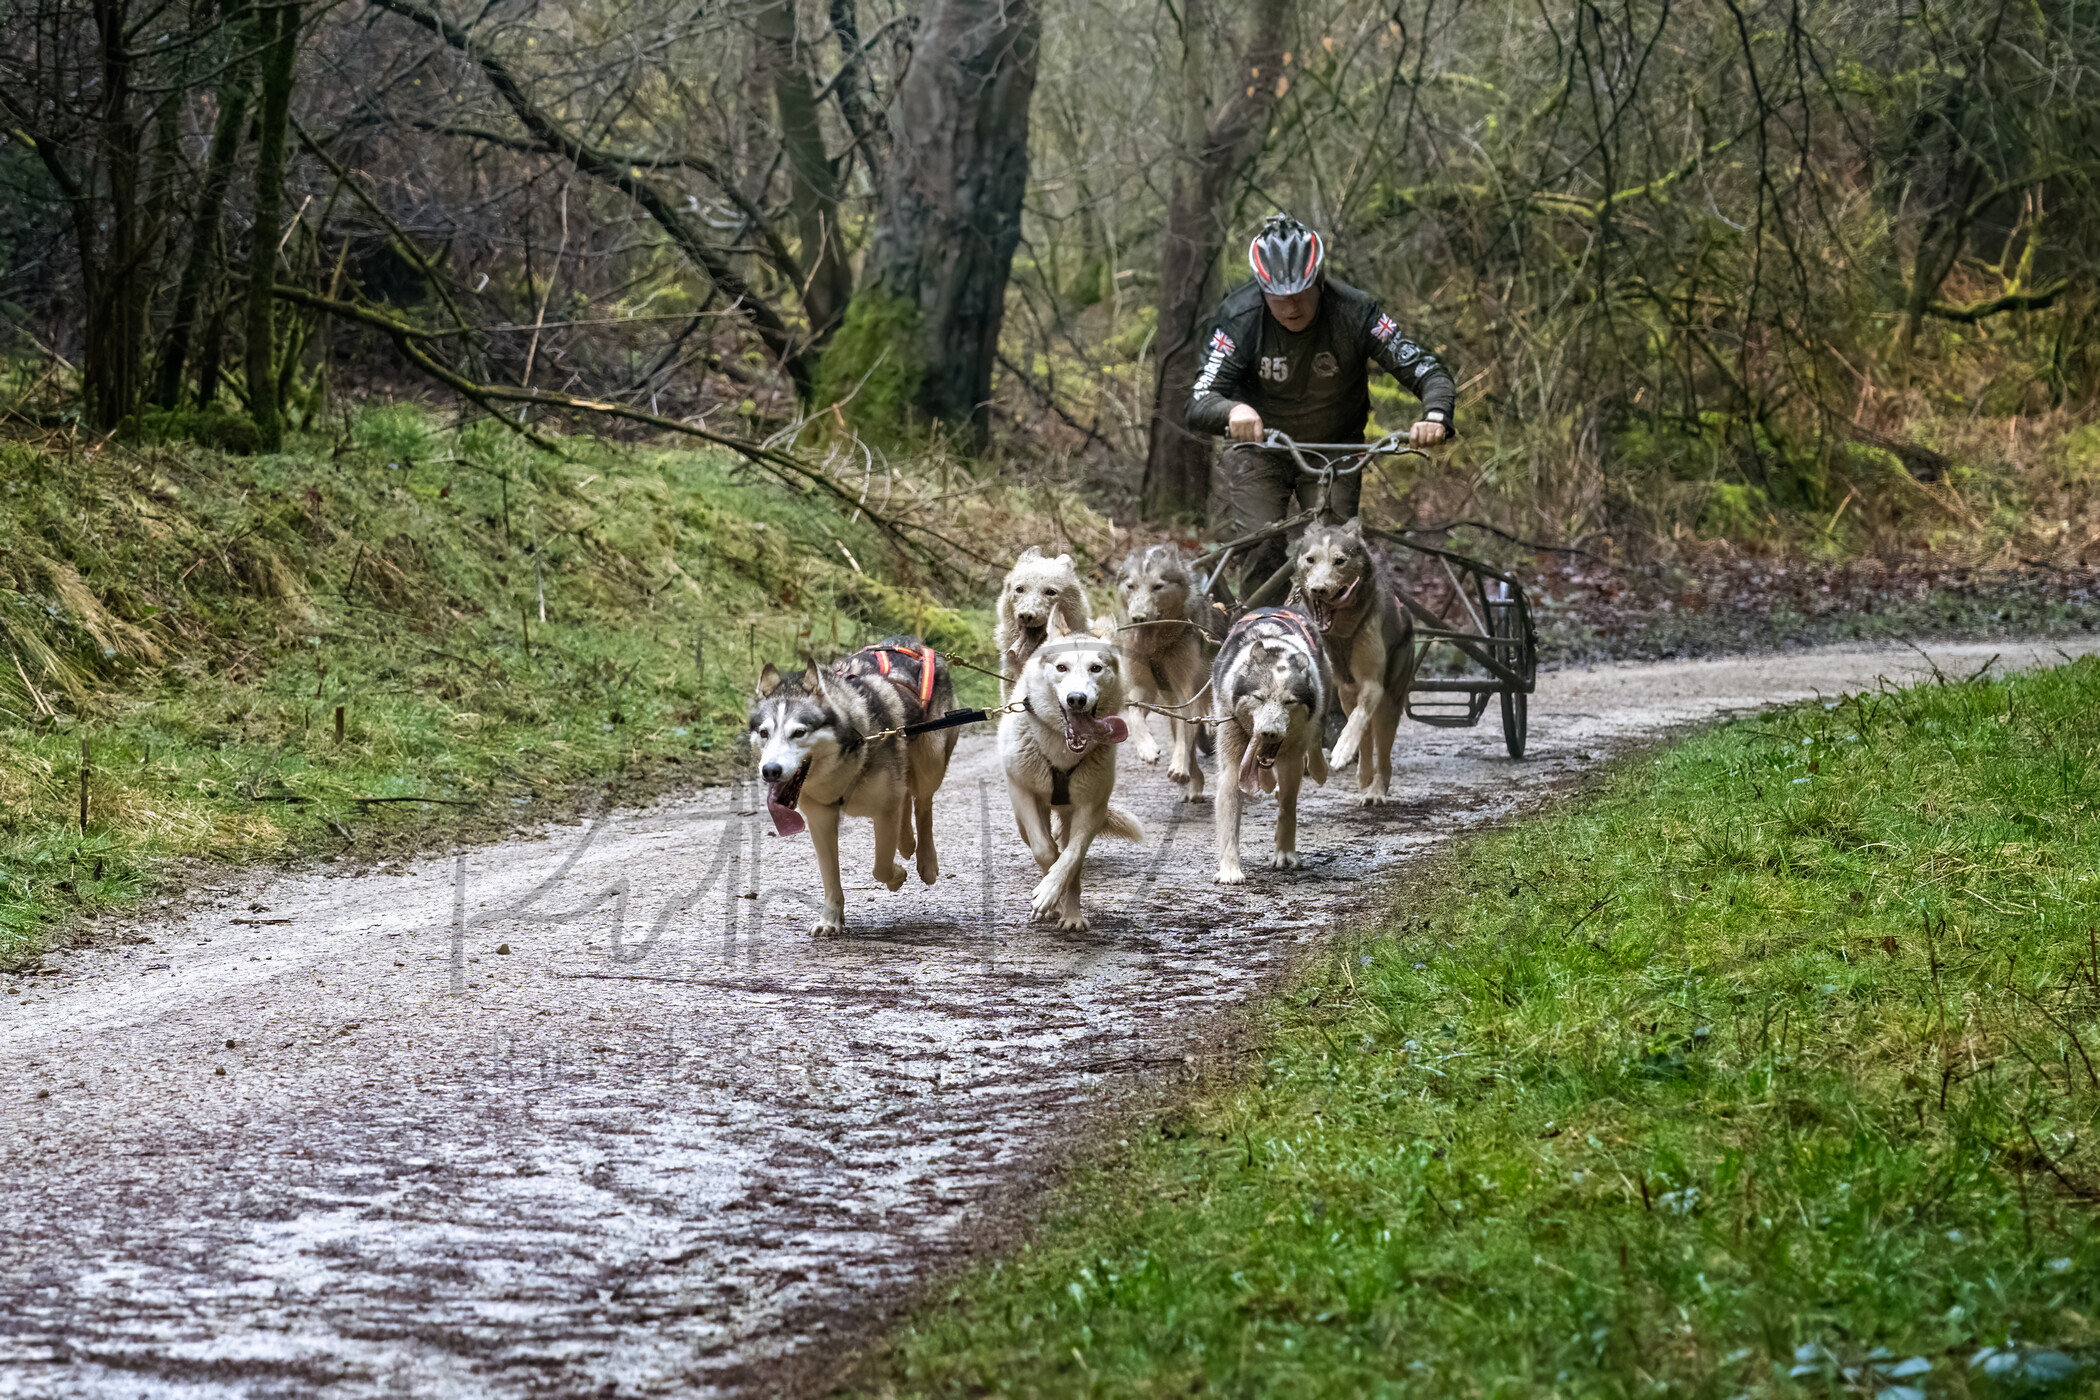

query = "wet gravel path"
[[2, 640, 2087, 1399]]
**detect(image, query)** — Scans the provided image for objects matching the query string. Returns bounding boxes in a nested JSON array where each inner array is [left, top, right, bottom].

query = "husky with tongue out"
[[1291, 518, 1417, 805], [749, 637, 958, 936], [999, 618, 1142, 932], [1212, 607, 1333, 884]]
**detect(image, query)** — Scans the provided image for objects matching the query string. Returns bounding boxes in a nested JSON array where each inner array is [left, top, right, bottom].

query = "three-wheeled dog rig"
[[1186, 431, 1539, 758]]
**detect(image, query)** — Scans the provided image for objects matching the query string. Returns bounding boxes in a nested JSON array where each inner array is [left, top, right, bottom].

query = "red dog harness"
[[837, 642, 939, 708], [1227, 606, 1322, 657]]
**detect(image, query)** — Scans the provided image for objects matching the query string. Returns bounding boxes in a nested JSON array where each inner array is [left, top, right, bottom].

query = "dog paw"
[[1328, 739, 1361, 771], [877, 862, 908, 892], [916, 851, 940, 886], [1167, 759, 1192, 782], [1270, 850, 1304, 870], [1057, 911, 1091, 933], [1137, 739, 1163, 764], [810, 911, 846, 937], [1357, 787, 1389, 807], [1029, 879, 1065, 921], [1215, 865, 1246, 885]]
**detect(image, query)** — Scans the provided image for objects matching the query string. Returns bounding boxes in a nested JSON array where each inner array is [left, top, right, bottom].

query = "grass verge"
[[0, 413, 1040, 967], [867, 659, 2100, 1397]]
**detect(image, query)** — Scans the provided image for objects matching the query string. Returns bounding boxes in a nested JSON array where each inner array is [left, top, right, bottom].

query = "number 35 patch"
[[1256, 356, 1291, 382]]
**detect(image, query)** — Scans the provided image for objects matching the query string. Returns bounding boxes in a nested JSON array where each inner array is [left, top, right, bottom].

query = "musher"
[[1187, 213, 1457, 598]]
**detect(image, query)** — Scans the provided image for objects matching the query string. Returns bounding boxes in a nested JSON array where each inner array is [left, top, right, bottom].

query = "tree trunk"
[[825, 0, 882, 189], [1902, 162, 1986, 362], [1140, 0, 1292, 520], [154, 6, 254, 408], [847, 0, 1041, 446], [755, 0, 852, 344], [245, 0, 300, 452], [197, 287, 231, 408], [78, 0, 147, 429]]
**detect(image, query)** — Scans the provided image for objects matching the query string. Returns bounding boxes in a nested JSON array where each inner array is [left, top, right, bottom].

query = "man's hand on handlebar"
[[1231, 405, 1446, 449]]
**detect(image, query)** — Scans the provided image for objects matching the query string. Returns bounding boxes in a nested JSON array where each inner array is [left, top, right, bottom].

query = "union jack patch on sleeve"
[[1373, 314, 1398, 344], [1211, 329, 1237, 355]]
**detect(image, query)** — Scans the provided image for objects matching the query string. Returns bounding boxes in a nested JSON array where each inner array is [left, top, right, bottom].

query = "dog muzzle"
[[1237, 733, 1284, 794], [1060, 702, 1128, 754], [767, 759, 810, 836], [1307, 574, 1360, 632], [1008, 621, 1048, 659]]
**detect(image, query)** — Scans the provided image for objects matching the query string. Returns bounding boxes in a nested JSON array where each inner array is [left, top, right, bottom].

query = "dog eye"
[[789, 727, 806, 739], [1045, 588, 1058, 597]]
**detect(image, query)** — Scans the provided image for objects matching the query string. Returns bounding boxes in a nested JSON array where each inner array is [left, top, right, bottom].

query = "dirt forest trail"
[[0, 638, 2089, 1398]]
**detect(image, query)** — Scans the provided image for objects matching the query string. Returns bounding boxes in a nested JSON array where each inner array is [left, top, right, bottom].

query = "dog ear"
[[801, 660, 824, 691], [1341, 516, 1365, 537], [1088, 616, 1116, 641], [755, 663, 783, 698], [1055, 552, 1074, 571], [1016, 545, 1043, 564]]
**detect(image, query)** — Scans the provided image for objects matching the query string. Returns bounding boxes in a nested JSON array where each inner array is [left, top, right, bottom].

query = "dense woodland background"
[[3, 0, 2098, 555]]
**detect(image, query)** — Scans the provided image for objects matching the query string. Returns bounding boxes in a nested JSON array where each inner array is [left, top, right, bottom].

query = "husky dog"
[[1211, 607, 1331, 884], [749, 637, 958, 935], [1293, 519, 1417, 805], [1108, 544, 1208, 799], [1000, 620, 1142, 931], [995, 546, 1092, 701]]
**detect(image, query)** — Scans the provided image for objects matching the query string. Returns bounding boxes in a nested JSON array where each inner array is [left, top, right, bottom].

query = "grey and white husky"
[[1000, 619, 1141, 931], [1292, 519, 1417, 805], [1211, 607, 1331, 884], [749, 637, 958, 935], [1107, 543, 1208, 800]]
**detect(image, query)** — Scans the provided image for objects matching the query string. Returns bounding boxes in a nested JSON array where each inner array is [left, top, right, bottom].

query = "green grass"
[[0, 414, 996, 966], [867, 661, 2100, 1397]]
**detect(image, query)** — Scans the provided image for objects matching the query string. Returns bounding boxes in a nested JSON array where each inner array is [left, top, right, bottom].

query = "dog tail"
[[1103, 805, 1144, 843]]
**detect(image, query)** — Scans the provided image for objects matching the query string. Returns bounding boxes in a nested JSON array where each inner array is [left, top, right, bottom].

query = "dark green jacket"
[[1187, 277, 1456, 442]]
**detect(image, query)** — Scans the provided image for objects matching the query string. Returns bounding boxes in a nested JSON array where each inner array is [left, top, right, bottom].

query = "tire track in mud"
[[1, 640, 2085, 1398]]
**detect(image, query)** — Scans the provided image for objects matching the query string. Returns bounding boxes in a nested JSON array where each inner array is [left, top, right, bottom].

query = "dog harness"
[[837, 641, 940, 709], [1227, 606, 1322, 657]]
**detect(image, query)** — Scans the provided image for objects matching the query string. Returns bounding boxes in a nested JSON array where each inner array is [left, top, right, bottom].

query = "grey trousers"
[[1212, 444, 1364, 599]]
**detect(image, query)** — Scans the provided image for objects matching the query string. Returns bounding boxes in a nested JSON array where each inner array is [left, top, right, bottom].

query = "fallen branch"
[[1400, 518, 1596, 558], [271, 285, 985, 580], [353, 795, 480, 807], [1925, 282, 2069, 324]]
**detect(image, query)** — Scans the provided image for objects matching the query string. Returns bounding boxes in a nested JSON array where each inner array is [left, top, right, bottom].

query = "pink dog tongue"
[[767, 784, 806, 836], [1237, 743, 1265, 796], [1061, 711, 1131, 752]]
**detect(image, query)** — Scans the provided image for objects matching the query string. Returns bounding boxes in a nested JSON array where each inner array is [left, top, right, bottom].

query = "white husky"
[[995, 546, 1092, 701], [999, 621, 1141, 931]]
